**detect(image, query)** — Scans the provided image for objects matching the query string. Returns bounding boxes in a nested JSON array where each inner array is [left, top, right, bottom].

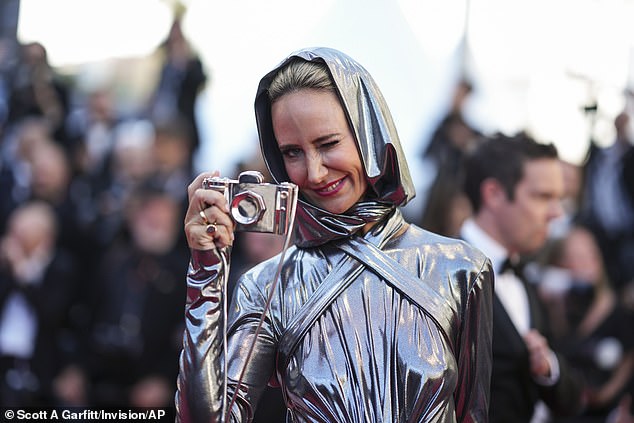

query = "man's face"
[[496, 158, 564, 255]]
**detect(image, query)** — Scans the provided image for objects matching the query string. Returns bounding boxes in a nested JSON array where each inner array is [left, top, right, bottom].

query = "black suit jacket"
[[489, 273, 583, 423], [0, 248, 80, 391]]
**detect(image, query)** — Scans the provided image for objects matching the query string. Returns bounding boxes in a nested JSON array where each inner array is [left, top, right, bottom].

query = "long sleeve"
[[176, 247, 229, 423], [454, 259, 494, 423], [176, 213, 495, 422], [175, 247, 280, 423]]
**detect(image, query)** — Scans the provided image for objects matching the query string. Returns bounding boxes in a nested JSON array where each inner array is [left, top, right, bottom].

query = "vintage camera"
[[202, 171, 298, 235]]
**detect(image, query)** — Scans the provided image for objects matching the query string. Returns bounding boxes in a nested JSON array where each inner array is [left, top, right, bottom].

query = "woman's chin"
[[303, 192, 365, 215], [316, 201, 350, 215]]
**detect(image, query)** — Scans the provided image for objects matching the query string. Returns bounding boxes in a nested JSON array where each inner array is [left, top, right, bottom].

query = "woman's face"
[[271, 89, 367, 214]]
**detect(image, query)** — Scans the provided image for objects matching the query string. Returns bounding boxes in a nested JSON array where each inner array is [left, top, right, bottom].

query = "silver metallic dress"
[[176, 48, 493, 423]]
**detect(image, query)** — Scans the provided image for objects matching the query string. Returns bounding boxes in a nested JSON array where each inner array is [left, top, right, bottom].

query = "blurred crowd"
[[0, 16, 210, 409], [0, 14, 290, 419], [420, 78, 634, 423], [0, 9, 633, 423]]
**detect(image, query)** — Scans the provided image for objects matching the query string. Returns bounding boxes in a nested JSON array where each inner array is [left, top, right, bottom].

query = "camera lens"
[[231, 191, 266, 225], [235, 197, 260, 221]]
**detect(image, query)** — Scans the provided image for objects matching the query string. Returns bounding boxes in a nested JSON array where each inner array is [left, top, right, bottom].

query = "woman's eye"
[[281, 148, 301, 159], [321, 140, 339, 149]]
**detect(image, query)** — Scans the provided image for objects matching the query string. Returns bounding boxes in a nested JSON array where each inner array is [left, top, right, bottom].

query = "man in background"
[[460, 132, 584, 423]]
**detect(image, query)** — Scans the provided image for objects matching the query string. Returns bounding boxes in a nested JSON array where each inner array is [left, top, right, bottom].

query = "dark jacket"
[[489, 275, 583, 423]]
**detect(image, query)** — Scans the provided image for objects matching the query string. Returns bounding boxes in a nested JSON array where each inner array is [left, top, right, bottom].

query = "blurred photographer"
[[0, 201, 79, 406], [5, 42, 70, 147], [85, 184, 188, 407]]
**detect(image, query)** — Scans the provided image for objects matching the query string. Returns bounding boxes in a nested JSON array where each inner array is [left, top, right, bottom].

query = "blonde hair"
[[267, 58, 334, 103]]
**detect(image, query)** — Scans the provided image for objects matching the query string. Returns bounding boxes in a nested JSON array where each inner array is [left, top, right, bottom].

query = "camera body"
[[202, 171, 298, 235]]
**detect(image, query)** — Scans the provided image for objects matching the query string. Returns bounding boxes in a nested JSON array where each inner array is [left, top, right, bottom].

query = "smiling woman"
[[176, 46, 494, 423], [271, 85, 368, 216]]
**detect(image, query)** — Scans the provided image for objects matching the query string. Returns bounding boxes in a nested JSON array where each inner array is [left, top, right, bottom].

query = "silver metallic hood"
[[254, 47, 415, 247]]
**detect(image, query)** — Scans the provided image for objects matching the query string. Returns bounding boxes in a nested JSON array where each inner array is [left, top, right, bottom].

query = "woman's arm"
[[175, 172, 278, 422], [176, 247, 281, 422], [176, 247, 229, 422], [455, 258, 494, 423], [176, 172, 235, 422]]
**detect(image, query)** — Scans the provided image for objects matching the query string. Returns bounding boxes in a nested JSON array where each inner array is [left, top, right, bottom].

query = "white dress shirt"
[[460, 218, 531, 334], [460, 217, 559, 391]]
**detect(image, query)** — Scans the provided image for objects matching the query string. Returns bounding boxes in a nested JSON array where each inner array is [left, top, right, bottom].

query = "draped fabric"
[[176, 47, 493, 423], [254, 47, 415, 247]]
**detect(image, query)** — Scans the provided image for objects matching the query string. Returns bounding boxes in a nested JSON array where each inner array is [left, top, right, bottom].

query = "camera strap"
[[224, 186, 299, 423]]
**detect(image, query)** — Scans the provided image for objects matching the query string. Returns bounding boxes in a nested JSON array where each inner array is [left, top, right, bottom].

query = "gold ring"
[[199, 210, 209, 225], [206, 222, 218, 234]]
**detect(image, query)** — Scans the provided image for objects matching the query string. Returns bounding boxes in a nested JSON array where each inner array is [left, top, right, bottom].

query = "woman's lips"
[[314, 177, 345, 196]]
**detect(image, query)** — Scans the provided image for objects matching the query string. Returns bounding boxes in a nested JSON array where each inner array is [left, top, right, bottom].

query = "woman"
[[177, 47, 493, 422]]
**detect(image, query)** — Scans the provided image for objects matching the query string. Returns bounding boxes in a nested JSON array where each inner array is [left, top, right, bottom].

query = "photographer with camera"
[[176, 47, 494, 423]]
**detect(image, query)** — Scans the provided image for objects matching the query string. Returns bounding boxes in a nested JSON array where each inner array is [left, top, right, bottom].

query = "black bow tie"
[[500, 257, 525, 279]]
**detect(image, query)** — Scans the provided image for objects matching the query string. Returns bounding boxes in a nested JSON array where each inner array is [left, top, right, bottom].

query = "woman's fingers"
[[198, 204, 231, 226], [185, 219, 234, 250], [187, 173, 227, 213], [199, 204, 234, 238], [187, 171, 219, 200], [184, 171, 235, 250]]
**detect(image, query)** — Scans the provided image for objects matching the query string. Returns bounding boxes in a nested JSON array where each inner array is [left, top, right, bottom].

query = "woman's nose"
[[306, 153, 327, 184]]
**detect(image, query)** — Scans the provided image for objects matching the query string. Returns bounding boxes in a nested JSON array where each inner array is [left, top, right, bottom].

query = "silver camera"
[[202, 171, 298, 235]]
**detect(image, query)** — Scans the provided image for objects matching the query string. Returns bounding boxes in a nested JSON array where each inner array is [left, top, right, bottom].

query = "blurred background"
[[10, 0, 634, 215], [1, 0, 634, 419]]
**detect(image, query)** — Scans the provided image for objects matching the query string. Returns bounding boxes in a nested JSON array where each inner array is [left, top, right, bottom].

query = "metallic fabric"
[[254, 47, 414, 248], [177, 211, 493, 422], [291, 201, 394, 249], [176, 47, 493, 422]]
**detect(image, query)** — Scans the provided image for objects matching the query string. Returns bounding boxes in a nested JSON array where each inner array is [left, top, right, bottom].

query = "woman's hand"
[[184, 171, 235, 251]]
